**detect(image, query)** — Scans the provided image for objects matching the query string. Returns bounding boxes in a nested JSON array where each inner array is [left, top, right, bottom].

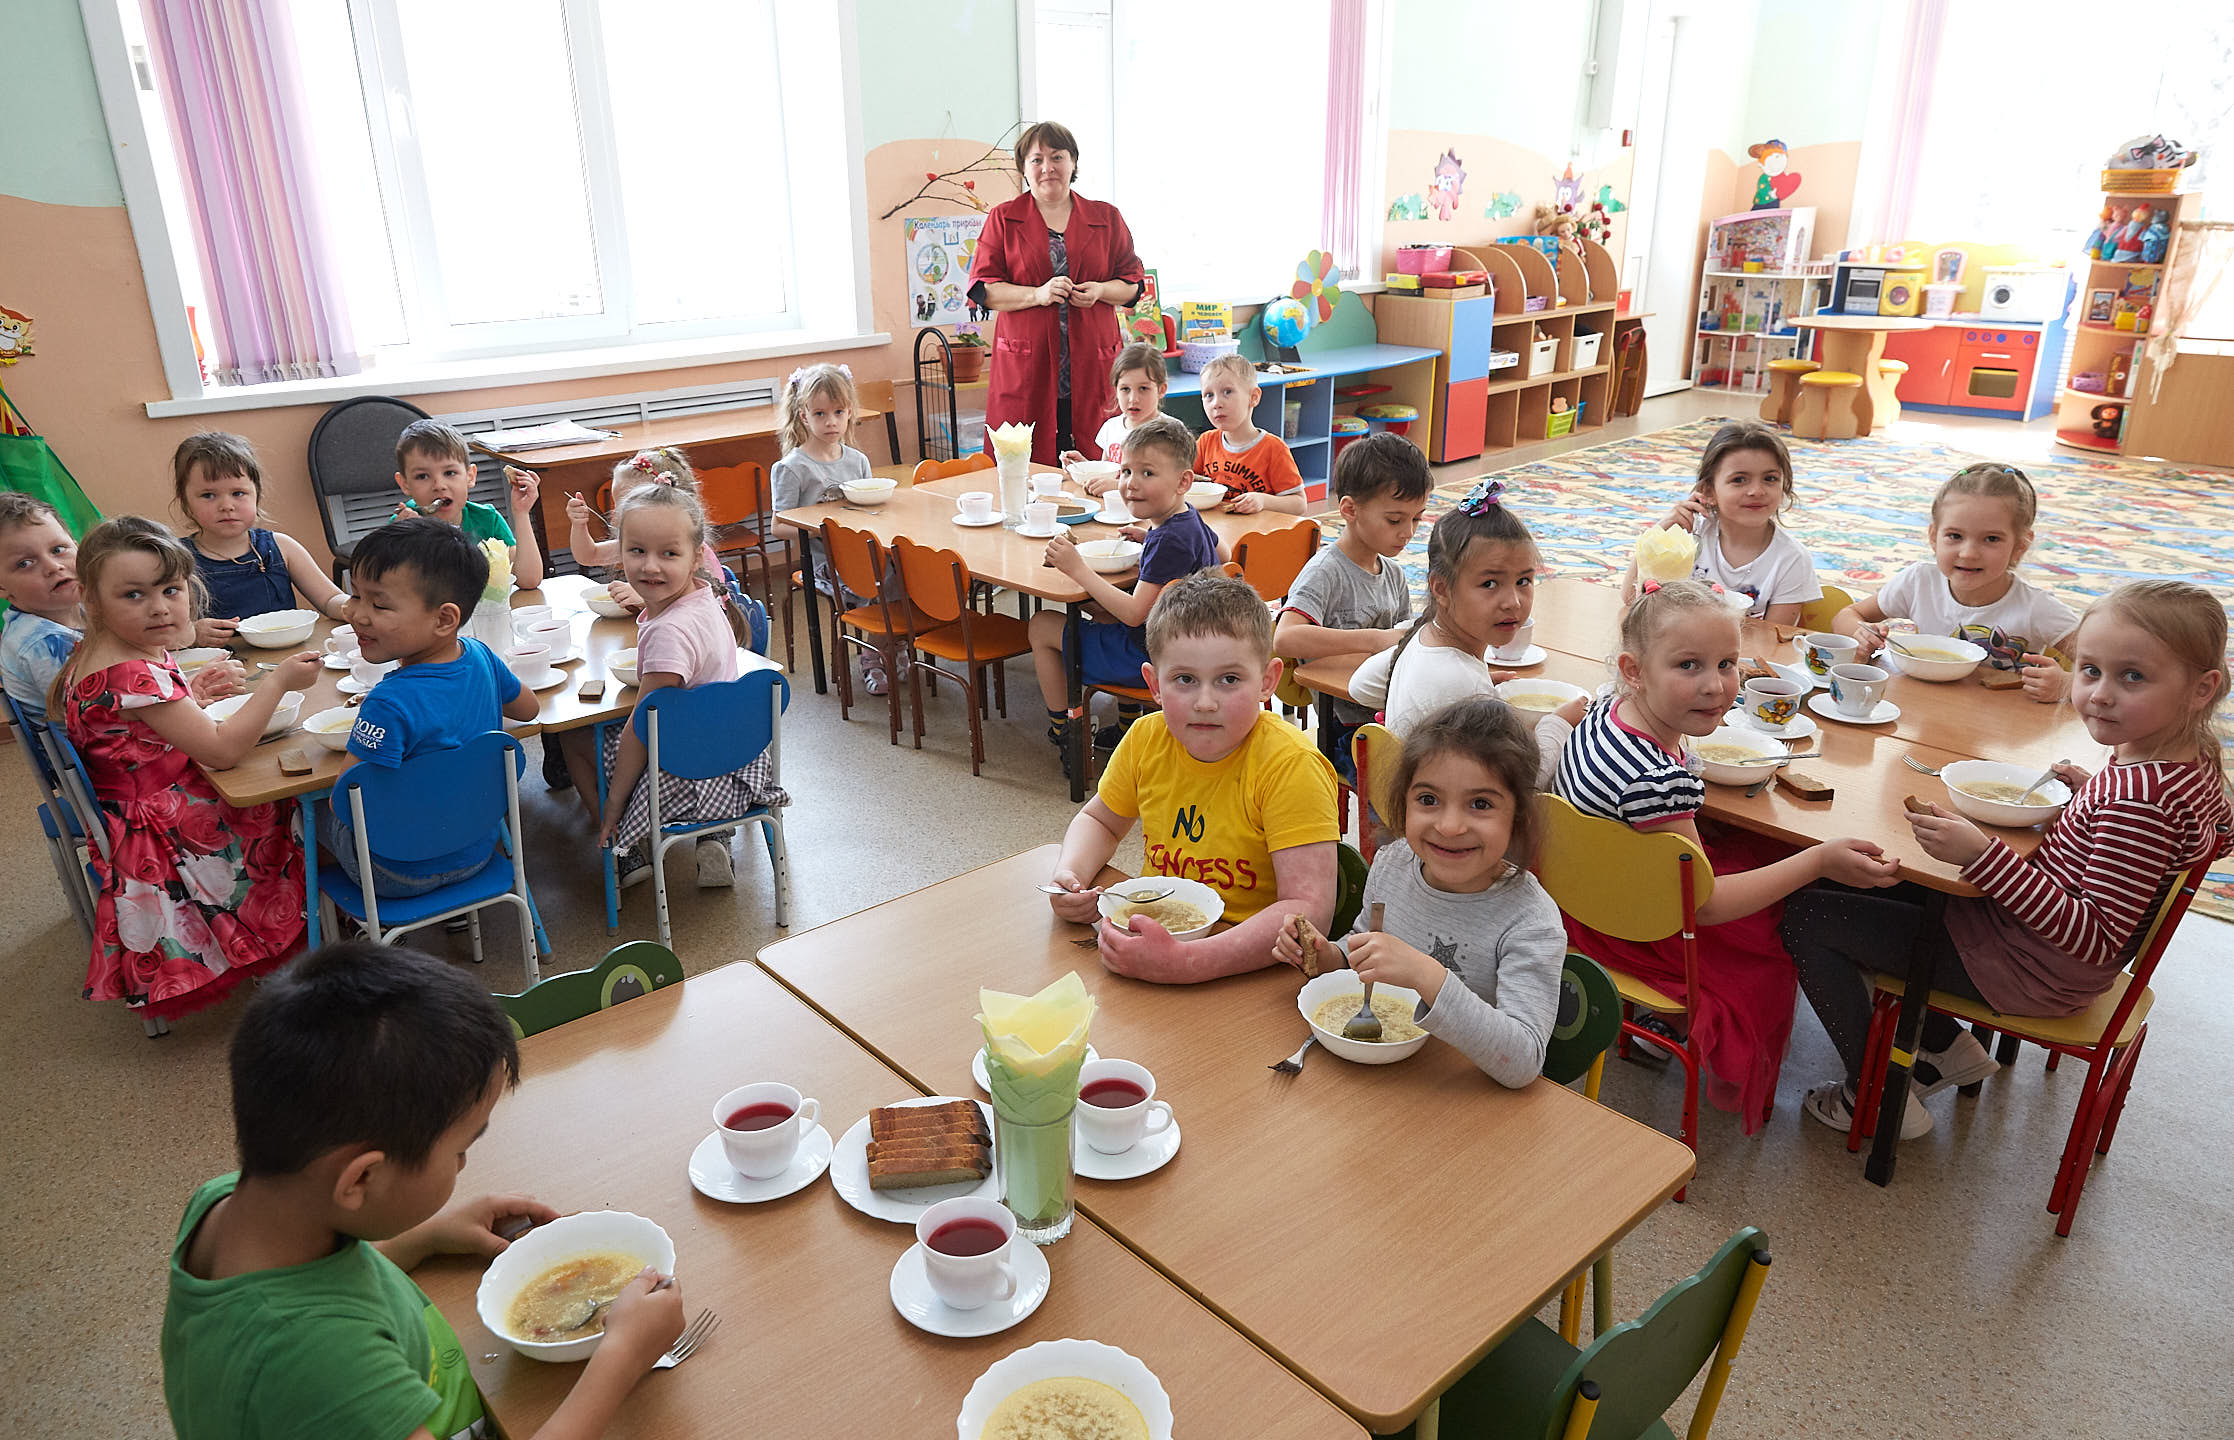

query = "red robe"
[[966, 191, 1144, 465]]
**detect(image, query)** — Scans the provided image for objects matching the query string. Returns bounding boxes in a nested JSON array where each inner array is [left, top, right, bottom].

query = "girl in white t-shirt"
[[1058, 343, 1168, 494], [1833, 461, 2079, 702], [1622, 420, 1821, 624]]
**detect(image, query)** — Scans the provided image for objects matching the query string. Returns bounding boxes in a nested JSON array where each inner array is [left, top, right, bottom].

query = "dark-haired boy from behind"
[[1273, 433, 1431, 782], [162, 941, 684, 1440]]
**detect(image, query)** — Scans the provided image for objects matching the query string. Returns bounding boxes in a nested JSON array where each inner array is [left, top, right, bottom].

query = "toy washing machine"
[[1878, 269, 1926, 316], [1981, 267, 2069, 322]]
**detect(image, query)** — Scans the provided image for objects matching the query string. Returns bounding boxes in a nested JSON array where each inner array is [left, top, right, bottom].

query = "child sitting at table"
[[565, 446, 701, 593], [1348, 480, 1586, 784], [1275, 434, 1431, 783], [1047, 569, 1339, 983], [770, 363, 897, 695], [162, 939, 684, 1440], [1619, 420, 1821, 625], [1554, 578, 1902, 1134], [321, 518, 541, 898], [54, 517, 321, 1020], [173, 432, 351, 642], [0, 491, 90, 724], [1833, 461, 2077, 702], [1274, 697, 1565, 1087], [557, 483, 785, 891], [392, 418, 545, 591], [1031, 414, 1220, 768], [1060, 342, 1169, 493], [1788, 578, 2233, 1138], [1192, 353, 1306, 515]]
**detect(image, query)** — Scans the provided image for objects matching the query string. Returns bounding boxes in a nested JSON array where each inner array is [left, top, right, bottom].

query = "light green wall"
[[856, 0, 1022, 150], [1736, 0, 1884, 152], [1387, 0, 1593, 162], [2, 0, 124, 206]]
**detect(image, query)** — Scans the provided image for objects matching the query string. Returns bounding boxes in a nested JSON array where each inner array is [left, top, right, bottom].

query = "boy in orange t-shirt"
[[1192, 354, 1307, 515]]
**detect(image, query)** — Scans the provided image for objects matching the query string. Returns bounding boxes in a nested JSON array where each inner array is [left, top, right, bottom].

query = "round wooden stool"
[[1759, 357, 1821, 426], [1876, 358, 1910, 424], [1793, 370, 1864, 440]]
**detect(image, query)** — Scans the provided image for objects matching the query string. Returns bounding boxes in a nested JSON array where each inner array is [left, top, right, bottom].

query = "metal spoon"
[[1724, 750, 1821, 766], [2019, 758, 2070, 805], [1342, 903, 1387, 1041]]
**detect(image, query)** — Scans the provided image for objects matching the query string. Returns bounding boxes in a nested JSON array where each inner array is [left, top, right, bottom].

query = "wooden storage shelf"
[[2053, 189, 2194, 458]]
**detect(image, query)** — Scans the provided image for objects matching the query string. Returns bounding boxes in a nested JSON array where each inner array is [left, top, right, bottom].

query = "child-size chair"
[[1230, 521, 1320, 605], [1757, 357, 1819, 426], [819, 519, 915, 745], [5, 693, 97, 945], [699, 461, 797, 670], [1349, 721, 1401, 862], [911, 453, 996, 483], [324, 730, 550, 983], [1536, 794, 1718, 1201], [1791, 369, 1864, 440], [498, 940, 684, 1038], [892, 537, 1031, 776], [1876, 357, 1909, 424], [604, 668, 793, 944], [45, 728, 173, 1036], [1847, 864, 2203, 1237], [1794, 583, 1854, 634], [1542, 952, 1624, 1345]]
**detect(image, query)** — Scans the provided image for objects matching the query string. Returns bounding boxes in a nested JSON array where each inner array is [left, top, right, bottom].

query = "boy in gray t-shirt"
[[1273, 435, 1431, 781]]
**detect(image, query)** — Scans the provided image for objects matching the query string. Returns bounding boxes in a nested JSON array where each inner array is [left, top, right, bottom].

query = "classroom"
[[5, 1, 2233, 1436]]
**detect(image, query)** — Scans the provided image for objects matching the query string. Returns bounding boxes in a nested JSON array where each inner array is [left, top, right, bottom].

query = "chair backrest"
[[1795, 584, 1854, 633], [1536, 795, 1714, 942], [337, 730, 523, 863], [45, 726, 112, 863], [1232, 522, 1321, 603], [892, 536, 973, 627], [818, 520, 891, 603], [306, 396, 432, 560], [912, 453, 994, 483], [634, 669, 790, 781], [1350, 721, 1401, 829], [721, 566, 772, 656], [1541, 952, 1622, 1089], [2, 690, 63, 798], [699, 461, 771, 530], [1329, 840, 1369, 938], [498, 940, 684, 1038]]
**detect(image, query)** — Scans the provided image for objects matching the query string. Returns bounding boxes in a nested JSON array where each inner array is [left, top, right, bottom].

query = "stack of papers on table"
[[477, 419, 620, 451]]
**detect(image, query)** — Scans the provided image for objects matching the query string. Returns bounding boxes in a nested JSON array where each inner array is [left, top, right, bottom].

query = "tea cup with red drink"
[[914, 1197, 1018, 1311], [1074, 1059, 1174, 1156], [713, 1082, 821, 1179]]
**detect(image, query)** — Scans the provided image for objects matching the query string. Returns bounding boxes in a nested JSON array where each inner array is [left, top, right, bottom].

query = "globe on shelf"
[[1262, 297, 1311, 351]]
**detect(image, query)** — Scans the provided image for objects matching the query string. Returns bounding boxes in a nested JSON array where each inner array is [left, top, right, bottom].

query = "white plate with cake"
[[829, 1096, 997, 1224]]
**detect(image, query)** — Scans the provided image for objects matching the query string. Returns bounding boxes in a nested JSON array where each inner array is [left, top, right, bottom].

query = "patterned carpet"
[[1348, 417, 2234, 918]]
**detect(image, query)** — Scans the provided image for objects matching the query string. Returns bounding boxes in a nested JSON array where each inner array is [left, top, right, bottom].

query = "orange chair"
[[911, 453, 996, 484], [699, 462, 797, 670], [1230, 522, 1321, 604], [817, 520, 918, 746], [892, 538, 1032, 776]]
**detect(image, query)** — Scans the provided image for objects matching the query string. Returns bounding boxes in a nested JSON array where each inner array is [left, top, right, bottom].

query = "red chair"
[[911, 453, 995, 484], [891, 538, 1031, 776], [700, 462, 796, 671], [816, 520, 919, 746]]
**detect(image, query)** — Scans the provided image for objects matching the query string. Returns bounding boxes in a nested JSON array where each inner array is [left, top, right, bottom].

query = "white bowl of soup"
[[1938, 760, 2071, 829], [234, 608, 319, 649], [1096, 875, 1223, 941], [607, 647, 639, 688], [1067, 459, 1122, 490], [585, 589, 633, 620], [1882, 634, 1986, 683], [1298, 969, 1431, 1064], [840, 477, 897, 506], [1496, 677, 1591, 715], [303, 706, 355, 752], [173, 646, 231, 673], [1684, 725, 1788, 786], [477, 1210, 676, 1363], [1078, 538, 1143, 575], [1184, 481, 1227, 509], [206, 692, 300, 738]]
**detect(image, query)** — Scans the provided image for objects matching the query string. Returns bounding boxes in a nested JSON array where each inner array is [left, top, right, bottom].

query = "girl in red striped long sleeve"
[[1786, 579, 2232, 1140]]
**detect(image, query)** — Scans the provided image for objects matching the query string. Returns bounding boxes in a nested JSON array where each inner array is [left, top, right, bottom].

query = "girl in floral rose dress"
[[55, 518, 322, 1021]]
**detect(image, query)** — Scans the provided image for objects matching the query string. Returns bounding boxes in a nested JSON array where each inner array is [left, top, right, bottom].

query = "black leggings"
[[1055, 394, 1074, 456], [1782, 884, 1989, 1081]]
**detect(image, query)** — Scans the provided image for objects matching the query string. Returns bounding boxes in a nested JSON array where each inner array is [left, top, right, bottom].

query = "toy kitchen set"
[[1825, 243, 2072, 421]]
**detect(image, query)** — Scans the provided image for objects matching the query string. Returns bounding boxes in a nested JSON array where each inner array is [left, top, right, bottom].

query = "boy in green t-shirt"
[[162, 942, 683, 1440], [393, 419, 546, 590]]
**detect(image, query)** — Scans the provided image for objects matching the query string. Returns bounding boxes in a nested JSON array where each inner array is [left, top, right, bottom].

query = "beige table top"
[[757, 847, 1695, 1431], [203, 575, 777, 808], [415, 963, 1364, 1440], [1791, 312, 1937, 333], [473, 405, 884, 470]]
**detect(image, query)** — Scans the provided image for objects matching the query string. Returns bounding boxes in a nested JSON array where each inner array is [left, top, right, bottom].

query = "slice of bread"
[[867, 1143, 992, 1191], [868, 1135, 991, 1161], [870, 1100, 986, 1142]]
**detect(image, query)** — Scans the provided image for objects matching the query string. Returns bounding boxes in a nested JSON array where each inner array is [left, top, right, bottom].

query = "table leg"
[[795, 528, 828, 695], [1866, 888, 1947, 1186], [1817, 331, 1876, 432], [1858, 332, 1893, 431], [1066, 602, 1087, 804], [299, 794, 322, 948]]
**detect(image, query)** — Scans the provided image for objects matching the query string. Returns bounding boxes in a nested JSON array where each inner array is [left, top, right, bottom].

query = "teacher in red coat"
[[966, 121, 1145, 465]]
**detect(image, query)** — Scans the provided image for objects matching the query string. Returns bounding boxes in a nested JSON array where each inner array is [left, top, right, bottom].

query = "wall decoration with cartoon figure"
[[1428, 150, 1466, 221], [0, 307, 34, 365], [904, 215, 988, 329], [1747, 140, 1802, 210]]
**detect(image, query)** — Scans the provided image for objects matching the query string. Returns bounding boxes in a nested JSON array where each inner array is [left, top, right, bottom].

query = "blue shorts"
[[1064, 620, 1151, 689]]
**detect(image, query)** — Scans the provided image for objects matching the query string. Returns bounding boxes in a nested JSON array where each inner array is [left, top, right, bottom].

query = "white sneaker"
[[1912, 1031, 1999, 1097], [696, 837, 735, 888], [1804, 1079, 1932, 1140]]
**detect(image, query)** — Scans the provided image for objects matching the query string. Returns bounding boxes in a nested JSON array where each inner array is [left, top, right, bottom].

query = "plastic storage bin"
[[1546, 401, 1585, 439], [1570, 332, 1603, 368], [1527, 337, 1559, 376], [1396, 245, 1454, 275]]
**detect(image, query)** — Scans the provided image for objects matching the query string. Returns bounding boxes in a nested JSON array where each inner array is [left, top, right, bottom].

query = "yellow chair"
[[1536, 795, 1716, 1201], [1792, 369, 1864, 440], [1348, 721, 1401, 862], [1758, 357, 1819, 426], [1876, 357, 1909, 424], [1795, 583, 1854, 633]]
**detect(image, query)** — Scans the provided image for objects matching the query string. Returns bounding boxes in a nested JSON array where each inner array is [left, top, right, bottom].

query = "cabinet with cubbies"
[[2053, 189, 2192, 456]]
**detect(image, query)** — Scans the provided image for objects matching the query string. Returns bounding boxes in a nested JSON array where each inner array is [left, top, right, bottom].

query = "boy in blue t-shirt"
[[1029, 414, 1220, 770], [319, 518, 541, 896], [163, 941, 683, 1440], [392, 419, 546, 591]]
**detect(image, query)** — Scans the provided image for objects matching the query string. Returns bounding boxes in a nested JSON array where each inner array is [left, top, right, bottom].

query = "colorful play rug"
[[1346, 417, 2234, 920]]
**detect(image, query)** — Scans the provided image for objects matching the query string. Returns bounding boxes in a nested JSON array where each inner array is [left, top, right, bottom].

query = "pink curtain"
[[1877, 0, 1946, 241], [1320, 0, 1369, 274], [145, 0, 358, 386]]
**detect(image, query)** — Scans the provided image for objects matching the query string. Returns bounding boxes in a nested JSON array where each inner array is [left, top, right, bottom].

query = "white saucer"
[[1094, 510, 1135, 526], [1074, 1115, 1181, 1181], [1489, 645, 1547, 668], [972, 1044, 1098, 1093], [1733, 708, 1819, 740], [1808, 692, 1900, 726], [829, 1097, 997, 1224], [1014, 524, 1061, 539], [520, 667, 569, 690], [687, 1125, 832, 1203], [336, 675, 382, 695], [953, 513, 1005, 528], [321, 652, 354, 671], [889, 1238, 1052, 1338]]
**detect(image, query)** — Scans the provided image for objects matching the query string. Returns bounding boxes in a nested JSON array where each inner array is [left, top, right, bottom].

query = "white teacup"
[[349, 656, 395, 689], [1491, 619, 1537, 664], [1032, 474, 1066, 499], [1829, 662, 1890, 717], [1097, 497, 1134, 524], [713, 1082, 821, 1180], [1743, 676, 1804, 728], [526, 618, 576, 661], [324, 627, 357, 656], [957, 491, 995, 524], [504, 643, 550, 681], [1024, 500, 1057, 533], [509, 604, 553, 633], [915, 1197, 1017, 1312], [1075, 1058, 1175, 1156], [1799, 632, 1859, 677]]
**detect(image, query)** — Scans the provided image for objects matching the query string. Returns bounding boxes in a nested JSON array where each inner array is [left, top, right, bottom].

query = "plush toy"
[[2140, 209, 2171, 264], [2082, 203, 2119, 260], [2090, 403, 2123, 440], [2111, 205, 2148, 263]]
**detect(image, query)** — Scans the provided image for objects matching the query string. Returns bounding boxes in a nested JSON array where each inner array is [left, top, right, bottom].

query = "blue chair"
[[46, 726, 172, 1036], [722, 566, 773, 657], [4, 693, 97, 943], [598, 668, 791, 944], [323, 731, 550, 981]]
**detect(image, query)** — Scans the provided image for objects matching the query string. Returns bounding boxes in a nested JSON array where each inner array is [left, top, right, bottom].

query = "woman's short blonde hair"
[[1014, 121, 1081, 178]]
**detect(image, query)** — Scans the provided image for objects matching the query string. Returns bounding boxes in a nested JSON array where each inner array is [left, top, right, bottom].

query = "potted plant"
[[949, 323, 989, 382]]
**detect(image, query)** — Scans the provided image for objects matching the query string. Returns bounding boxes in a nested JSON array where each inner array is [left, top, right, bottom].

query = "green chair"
[[1542, 952, 1624, 1345], [1433, 1227, 1771, 1440], [1329, 840, 1369, 939], [497, 941, 685, 1038]]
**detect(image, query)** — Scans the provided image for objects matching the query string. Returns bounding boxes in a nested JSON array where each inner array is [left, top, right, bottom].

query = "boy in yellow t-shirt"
[[1047, 570, 1339, 982], [1192, 353, 1306, 514]]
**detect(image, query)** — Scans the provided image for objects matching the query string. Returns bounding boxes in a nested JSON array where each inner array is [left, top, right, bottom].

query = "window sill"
[[142, 328, 894, 419]]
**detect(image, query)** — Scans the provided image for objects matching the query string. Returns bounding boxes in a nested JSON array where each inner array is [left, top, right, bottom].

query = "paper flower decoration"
[[480, 537, 512, 600], [1291, 250, 1342, 324], [1632, 525, 1699, 584], [988, 421, 1035, 458]]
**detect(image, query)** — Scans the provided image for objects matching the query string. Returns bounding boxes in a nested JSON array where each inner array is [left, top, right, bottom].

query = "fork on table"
[[653, 1309, 720, 1370]]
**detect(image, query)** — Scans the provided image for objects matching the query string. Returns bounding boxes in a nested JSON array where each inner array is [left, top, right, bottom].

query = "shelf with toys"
[[1690, 208, 1833, 393], [2053, 183, 2188, 457]]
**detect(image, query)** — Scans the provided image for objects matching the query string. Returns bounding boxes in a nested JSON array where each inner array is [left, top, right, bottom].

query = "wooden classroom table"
[[776, 466, 1313, 801], [1790, 312, 1935, 433], [756, 847, 1696, 1433], [415, 962, 1366, 1440], [200, 574, 778, 945]]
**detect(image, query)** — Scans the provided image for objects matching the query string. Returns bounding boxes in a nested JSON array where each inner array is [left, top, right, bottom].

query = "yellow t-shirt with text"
[[1098, 710, 1338, 922]]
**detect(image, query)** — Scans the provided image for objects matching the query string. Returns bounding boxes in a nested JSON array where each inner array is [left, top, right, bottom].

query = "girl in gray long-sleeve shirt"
[[1280, 696, 1565, 1086]]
